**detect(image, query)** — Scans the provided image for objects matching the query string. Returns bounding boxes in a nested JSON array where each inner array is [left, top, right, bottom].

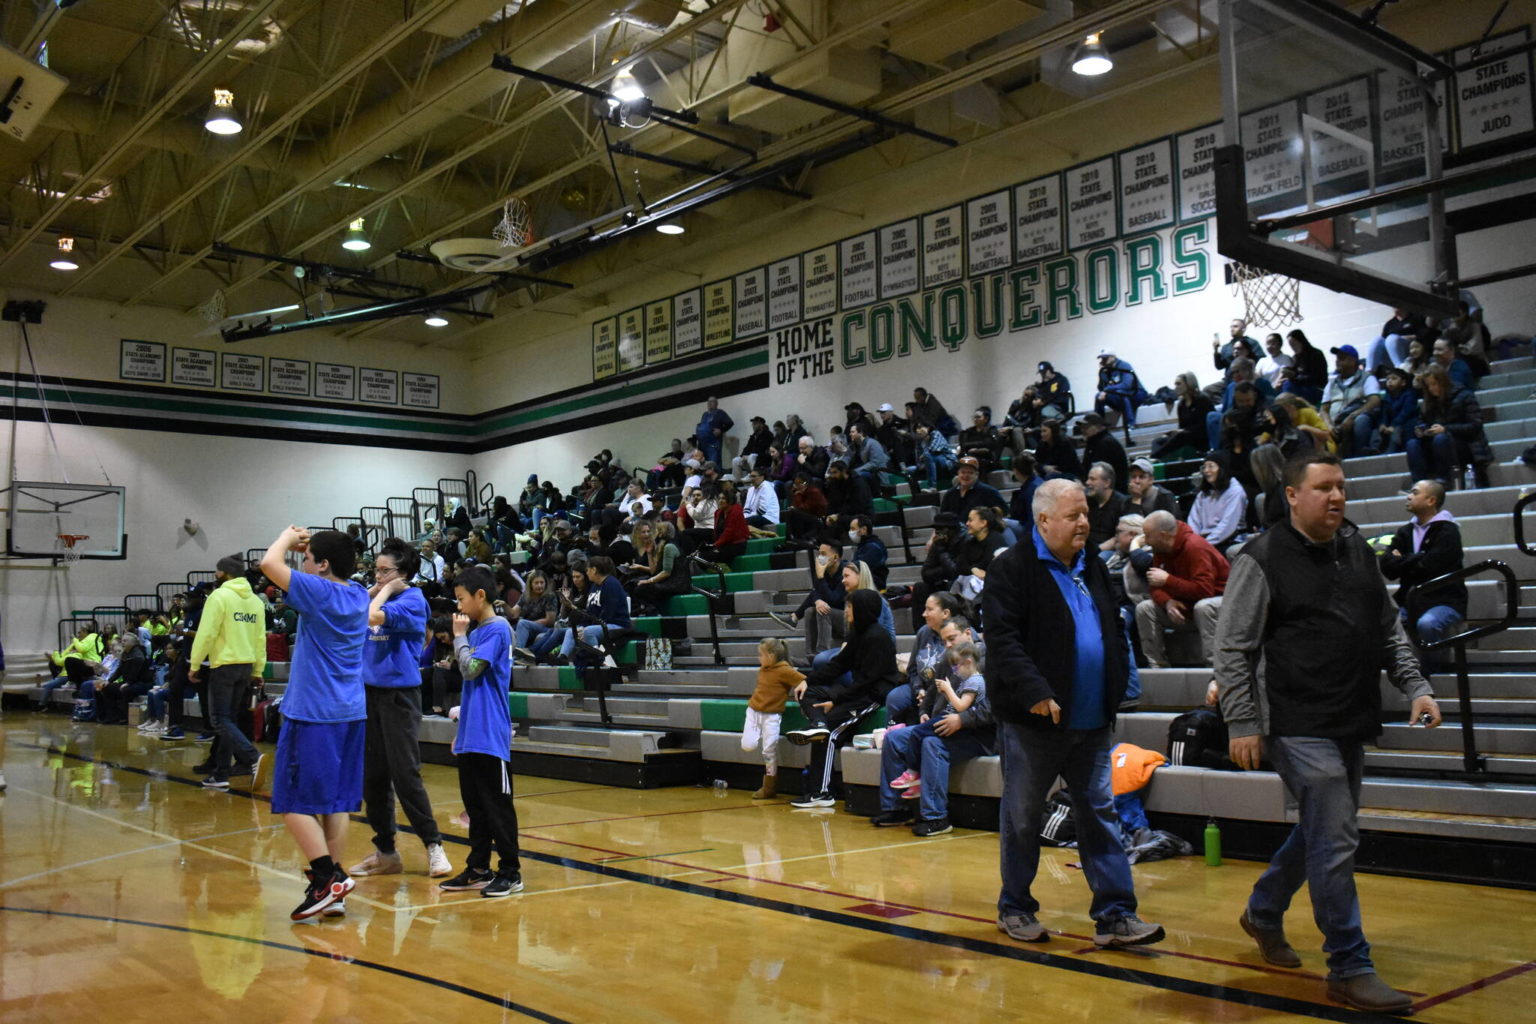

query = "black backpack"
[[1167, 706, 1237, 770], [1039, 791, 1076, 846]]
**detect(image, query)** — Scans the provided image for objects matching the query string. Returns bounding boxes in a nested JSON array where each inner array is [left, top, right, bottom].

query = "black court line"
[[15, 741, 1414, 1023], [0, 905, 573, 1024]]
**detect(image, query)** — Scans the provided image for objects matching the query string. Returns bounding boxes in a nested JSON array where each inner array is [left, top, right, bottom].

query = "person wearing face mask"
[[771, 541, 846, 658], [847, 515, 888, 590]]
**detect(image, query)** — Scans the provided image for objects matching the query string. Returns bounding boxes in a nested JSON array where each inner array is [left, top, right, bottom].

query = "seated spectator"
[[1034, 361, 1073, 420], [785, 590, 902, 808], [488, 495, 523, 551], [1085, 462, 1129, 551], [680, 481, 719, 550], [848, 515, 888, 590], [939, 456, 1005, 521], [741, 467, 781, 533], [912, 423, 956, 490], [887, 592, 963, 724], [1365, 306, 1430, 372], [778, 413, 810, 451], [1004, 384, 1042, 455], [1093, 348, 1148, 442], [1377, 368, 1420, 455], [764, 444, 796, 494], [881, 640, 989, 836], [45, 623, 105, 703], [913, 386, 961, 437], [1321, 344, 1383, 457], [772, 541, 847, 658], [1134, 510, 1228, 667], [1442, 300, 1491, 377], [96, 632, 152, 725], [846, 422, 890, 482], [874, 403, 915, 468], [953, 506, 1009, 606], [1249, 443, 1290, 531], [731, 416, 775, 481], [510, 570, 559, 660], [648, 438, 688, 489], [1380, 480, 1466, 666], [1005, 453, 1042, 540], [1255, 332, 1293, 389], [1397, 338, 1432, 379], [269, 595, 298, 637], [825, 426, 849, 462], [783, 472, 829, 546], [1078, 413, 1128, 491], [1270, 392, 1335, 452], [608, 521, 647, 582], [699, 481, 749, 566], [445, 496, 472, 534], [1033, 418, 1082, 479], [957, 407, 1004, 473], [630, 521, 691, 614], [908, 511, 963, 632], [463, 529, 493, 565], [1431, 336, 1477, 392], [1189, 454, 1247, 552], [1407, 364, 1493, 490], [794, 435, 830, 482], [1213, 318, 1259, 382], [1102, 512, 1147, 693], [555, 556, 632, 668], [532, 565, 591, 664], [1206, 359, 1273, 451], [821, 460, 874, 537], [1125, 458, 1179, 519], [617, 480, 654, 520], [1257, 403, 1316, 460], [1279, 328, 1329, 405]]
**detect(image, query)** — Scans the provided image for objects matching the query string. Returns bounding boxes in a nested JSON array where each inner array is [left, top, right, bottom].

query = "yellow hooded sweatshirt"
[[189, 577, 268, 676]]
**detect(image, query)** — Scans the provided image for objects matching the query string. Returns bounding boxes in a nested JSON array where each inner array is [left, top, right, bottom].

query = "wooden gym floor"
[[1, 711, 1532, 1023]]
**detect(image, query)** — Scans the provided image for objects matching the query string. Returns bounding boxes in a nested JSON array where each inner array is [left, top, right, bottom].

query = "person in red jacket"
[[699, 480, 750, 567], [1134, 510, 1229, 667]]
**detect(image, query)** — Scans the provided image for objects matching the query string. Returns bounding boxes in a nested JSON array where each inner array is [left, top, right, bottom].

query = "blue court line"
[[0, 905, 573, 1024], [14, 740, 1412, 1023]]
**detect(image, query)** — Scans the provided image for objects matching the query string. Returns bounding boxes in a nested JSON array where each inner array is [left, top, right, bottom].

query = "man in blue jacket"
[[695, 396, 734, 466]]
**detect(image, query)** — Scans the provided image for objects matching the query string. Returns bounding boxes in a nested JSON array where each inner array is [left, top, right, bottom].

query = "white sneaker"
[[426, 842, 453, 877], [347, 849, 403, 876]]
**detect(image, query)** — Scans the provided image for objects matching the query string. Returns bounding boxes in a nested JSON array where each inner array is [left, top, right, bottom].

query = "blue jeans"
[[1365, 333, 1407, 372], [532, 626, 567, 662], [884, 683, 915, 724], [1096, 392, 1136, 429], [560, 624, 606, 661], [996, 721, 1138, 926], [880, 723, 991, 821], [1248, 736, 1373, 980], [918, 451, 955, 488], [514, 618, 552, 650], [1120, 607, 1141, 703], [810, 647, 852, 690], [145, 687, 167, 721], [1406, 432, 1459, 483], [1402, 605, 1462, 668]]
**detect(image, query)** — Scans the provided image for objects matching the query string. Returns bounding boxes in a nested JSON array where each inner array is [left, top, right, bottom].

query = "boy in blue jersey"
[[439, 565, 523, 898], [350, 537, 453, 880], [259, 526, 371, 921]]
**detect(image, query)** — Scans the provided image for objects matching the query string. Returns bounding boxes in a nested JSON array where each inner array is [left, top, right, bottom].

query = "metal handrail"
[[1405, 559, 1521, 773], [689, 555, 729, 666], [1514, 490, 1536, 558]]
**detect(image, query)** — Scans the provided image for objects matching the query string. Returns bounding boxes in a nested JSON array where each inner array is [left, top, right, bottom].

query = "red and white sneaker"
[[291, 869, 355, 921]]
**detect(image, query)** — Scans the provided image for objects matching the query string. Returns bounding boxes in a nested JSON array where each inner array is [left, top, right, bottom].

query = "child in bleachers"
[[743, 637, 803, 800], [888, 641, 985, 801]]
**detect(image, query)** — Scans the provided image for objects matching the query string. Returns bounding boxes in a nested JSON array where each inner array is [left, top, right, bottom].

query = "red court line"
[[1412, 959, 1536, 1013], [517, 830, 1329, 982]]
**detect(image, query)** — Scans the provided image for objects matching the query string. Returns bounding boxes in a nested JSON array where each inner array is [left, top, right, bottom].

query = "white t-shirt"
[[1255, 352, 1293, 387]]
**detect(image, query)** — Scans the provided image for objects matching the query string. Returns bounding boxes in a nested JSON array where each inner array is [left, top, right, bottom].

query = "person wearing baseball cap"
[[1035, 360, 1073, 422], [1320, 343, 1383, 457], [731, 415, 775, 482], [873, 402, 915, 470], [938, 455, 1005, 522], [1125, 457, 1178, 519], [1093, 349, 1146, 445]]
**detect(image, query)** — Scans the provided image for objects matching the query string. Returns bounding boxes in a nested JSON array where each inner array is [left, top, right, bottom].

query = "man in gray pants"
[[350, 539, 452, 878]]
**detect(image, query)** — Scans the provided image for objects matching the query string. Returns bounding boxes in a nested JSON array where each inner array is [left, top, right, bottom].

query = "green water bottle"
[[1204, 818, 1222, 866]]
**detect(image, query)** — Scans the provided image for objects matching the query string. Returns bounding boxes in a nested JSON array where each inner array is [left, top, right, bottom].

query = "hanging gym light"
[[204, 88, 243, 134], [342, 217, 371, 252], [1071, 32, 1113, 76], [423, 312, 449, 327], [50, 236, 79, 271]]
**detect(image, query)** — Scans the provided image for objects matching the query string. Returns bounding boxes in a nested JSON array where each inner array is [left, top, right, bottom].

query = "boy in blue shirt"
[[350, 537, 453, 881], [259, 526, 370, 921], [439, 565, 524, 898]]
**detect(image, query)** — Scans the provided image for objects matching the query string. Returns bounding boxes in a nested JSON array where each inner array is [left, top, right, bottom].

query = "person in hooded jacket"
[[784, 589, 902, 808]]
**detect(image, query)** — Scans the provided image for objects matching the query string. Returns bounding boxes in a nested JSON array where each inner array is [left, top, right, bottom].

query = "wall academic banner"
[[673, 290, 703, 357], [1118, 139, 1176, 235], [839, 232, 878, 308], [767, 257, 802, 329], [1065, 157, 1118, 250], [645, 300, 672, 365], [360, 367, 398, 405], [315, 362, 355, 400], [1014, 174, 1063, 261], [703, 281, 733, 348], [878, 219, 920, 299], [403, 372, 440, 409], [965, 190, 1012, 275], [803, 244, 838, 319], [172, 347, 216, 387], [268, 357, 311, 396], [734, 267, 767, 339], [921, 206, 964, 289], [1177, 125, 1219, 222], [119, 340, 165, 382], [221, 353, 263, 392]]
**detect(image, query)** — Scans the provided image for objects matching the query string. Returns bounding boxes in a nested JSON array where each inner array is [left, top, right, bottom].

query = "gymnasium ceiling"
[[0, 0, 1226, 349]]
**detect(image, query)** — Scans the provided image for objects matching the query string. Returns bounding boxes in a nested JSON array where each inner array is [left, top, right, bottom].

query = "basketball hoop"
[[55, 534, 90, 566], [1230, 262, 1303, 329], [492, 196, 534, 251], [198, 288, 228, 325]]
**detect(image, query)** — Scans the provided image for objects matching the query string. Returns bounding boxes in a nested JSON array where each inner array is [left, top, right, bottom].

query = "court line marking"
[[0, 905, 574, 1024], [0, 821, 269, 889], [386, 878, 631, 912], [1411, 959, 1536, 1014], [25, 741, 1503, 1017]]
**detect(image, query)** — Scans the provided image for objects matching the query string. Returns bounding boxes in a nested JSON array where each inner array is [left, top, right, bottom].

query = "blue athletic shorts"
[[270, 718, 365, 815]]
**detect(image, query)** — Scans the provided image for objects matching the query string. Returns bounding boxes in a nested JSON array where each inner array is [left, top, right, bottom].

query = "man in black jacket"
[[784, 590, 902, 807], [1214, 452, 1438, 1014], [982, 478, 1164, 949], [938, 457, 1005, 521], [1077, 413, 1128, 490], [1379, 479, 1466, 664]]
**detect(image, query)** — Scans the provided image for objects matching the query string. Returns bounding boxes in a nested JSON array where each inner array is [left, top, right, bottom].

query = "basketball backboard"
[[1216, 0, 1460, 315], [4, 481, 127, 560]]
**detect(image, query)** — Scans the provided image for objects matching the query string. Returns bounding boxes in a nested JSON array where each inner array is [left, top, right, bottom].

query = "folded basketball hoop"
[[55, 533, 90, 565], [1230, 262, 1302, 329]]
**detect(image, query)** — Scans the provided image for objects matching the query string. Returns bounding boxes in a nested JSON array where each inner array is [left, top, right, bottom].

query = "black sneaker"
[[912, 817, 952, 837], [192, 761, 215, 774], [228, 759, 256, 777], [482, 873, 525, 898], [767, 611, 798, 630], [438, 867, 495, 891], [291, 869, 355, 921], [870, 809, 915, 827], [201, 775, 229, 790]]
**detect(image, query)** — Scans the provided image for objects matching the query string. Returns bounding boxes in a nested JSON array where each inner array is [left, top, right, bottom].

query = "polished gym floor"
[[1, 711, 1531, 1023]]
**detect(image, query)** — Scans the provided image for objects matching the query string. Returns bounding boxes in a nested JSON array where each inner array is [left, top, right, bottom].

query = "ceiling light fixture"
[[204, 88, 243, 134], [1071, 32, 1113, 76], [656, 222, 685, 235], [50, 236, 79, 271], [609, 66, 645, 106], [342, 217, 371, 251], [423, 312, 449, 327]]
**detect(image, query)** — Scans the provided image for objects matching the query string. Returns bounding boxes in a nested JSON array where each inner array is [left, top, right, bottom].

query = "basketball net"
[[55, 533, 89, 566], [198, 288, 228, 325], [493, 196, 534, 250], [1230, 262, 1303, 328]]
